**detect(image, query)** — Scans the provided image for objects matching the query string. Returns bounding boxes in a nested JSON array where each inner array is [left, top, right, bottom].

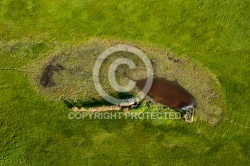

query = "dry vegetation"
[[26, 39, 224, 125]]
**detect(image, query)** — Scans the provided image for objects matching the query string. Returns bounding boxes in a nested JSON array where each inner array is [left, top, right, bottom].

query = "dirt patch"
[[40, 64, 64, 87]]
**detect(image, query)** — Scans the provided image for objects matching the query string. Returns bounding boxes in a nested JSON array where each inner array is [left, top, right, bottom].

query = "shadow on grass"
[[62, 92, 135, 109]]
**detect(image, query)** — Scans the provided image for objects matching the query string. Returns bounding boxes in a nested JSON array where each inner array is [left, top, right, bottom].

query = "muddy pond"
[[136, 77, 195, 109]]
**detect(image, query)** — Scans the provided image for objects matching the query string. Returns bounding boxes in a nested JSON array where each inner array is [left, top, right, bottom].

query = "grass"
[[0, 0, 249, 165]]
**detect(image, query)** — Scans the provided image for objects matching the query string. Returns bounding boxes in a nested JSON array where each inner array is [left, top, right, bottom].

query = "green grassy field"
[[0, 0, 249, 165]]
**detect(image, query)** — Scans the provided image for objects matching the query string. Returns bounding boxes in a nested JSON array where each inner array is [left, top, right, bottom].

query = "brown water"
[[136, 77, 195, 109]]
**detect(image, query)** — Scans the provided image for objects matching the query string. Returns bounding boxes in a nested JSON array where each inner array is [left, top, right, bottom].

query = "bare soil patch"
[[40, 64, 64, 87]]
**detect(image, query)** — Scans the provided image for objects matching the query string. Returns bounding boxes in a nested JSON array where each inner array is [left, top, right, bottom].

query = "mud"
[[40, 64, 64, 87], [136, 77, 195, 109]]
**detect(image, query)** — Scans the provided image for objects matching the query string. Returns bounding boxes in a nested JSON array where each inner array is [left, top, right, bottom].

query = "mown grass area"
[[0, 0, 249, 165]]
